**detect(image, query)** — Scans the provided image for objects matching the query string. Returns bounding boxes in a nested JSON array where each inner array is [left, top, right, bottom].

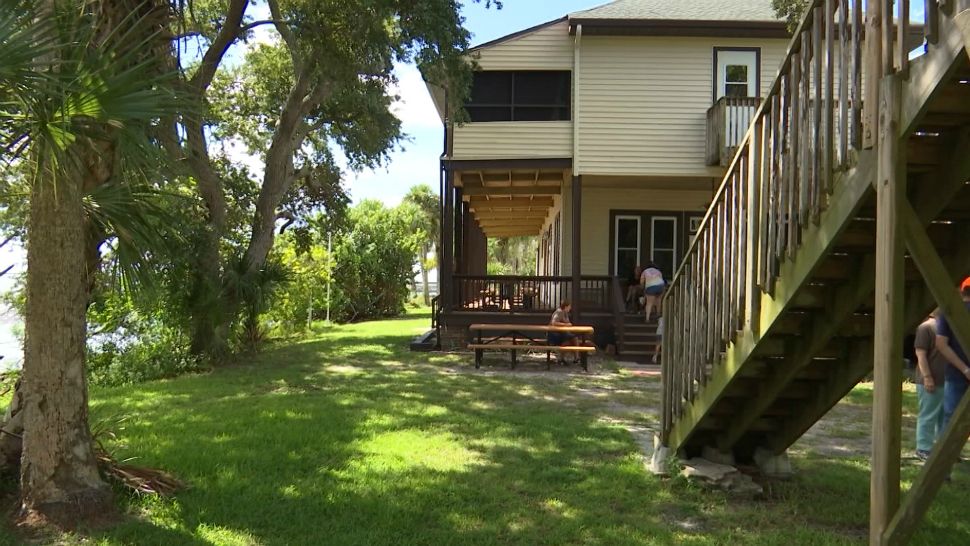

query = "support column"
[[454, 188, 464, 274], [441, 168, 455, 311], [870, 75, 904, 546], [463, 208, 487, 276], [571, 175, 582, 321]]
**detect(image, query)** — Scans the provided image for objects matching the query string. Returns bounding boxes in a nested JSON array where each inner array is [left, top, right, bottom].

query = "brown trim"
[[712, 46, 762, 103], [571, 175, 582, 320], [569, 19, 789, 39], [468, 17, 568, 53], [442, 158, 572, 171]]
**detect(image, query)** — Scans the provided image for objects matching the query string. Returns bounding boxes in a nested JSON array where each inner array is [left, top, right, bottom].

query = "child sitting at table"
[[548, 300, 579, 364]]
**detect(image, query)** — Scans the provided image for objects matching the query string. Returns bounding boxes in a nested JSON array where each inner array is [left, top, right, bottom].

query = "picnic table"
[[468, 323, 597, 371]]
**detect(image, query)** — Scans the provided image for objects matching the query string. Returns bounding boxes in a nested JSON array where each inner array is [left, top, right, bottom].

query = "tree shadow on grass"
[[83, 325, 970, 545]]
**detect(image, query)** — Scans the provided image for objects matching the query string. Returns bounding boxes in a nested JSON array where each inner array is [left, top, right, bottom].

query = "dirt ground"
[[449, 351, 944, 464]]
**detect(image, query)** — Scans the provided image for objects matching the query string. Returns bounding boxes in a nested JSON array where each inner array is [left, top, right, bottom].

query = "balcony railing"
[[452, 275, 616, 314], [705, 96, 761, 166]]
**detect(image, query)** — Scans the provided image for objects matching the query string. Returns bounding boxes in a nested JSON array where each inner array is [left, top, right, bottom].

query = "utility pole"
[[326, 230, 332, 326]]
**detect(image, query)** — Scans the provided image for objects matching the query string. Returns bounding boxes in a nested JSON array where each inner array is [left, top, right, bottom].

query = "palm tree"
[[0, 0, 179, 525], [402, 184, 439, 305]]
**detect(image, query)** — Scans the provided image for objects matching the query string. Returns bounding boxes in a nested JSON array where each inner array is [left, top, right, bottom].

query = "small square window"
[[725, 65, 748, 84]]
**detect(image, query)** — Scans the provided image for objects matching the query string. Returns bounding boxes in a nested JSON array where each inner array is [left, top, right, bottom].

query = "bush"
[[88, 323, 206, 387], [328, 200, 417, 322]]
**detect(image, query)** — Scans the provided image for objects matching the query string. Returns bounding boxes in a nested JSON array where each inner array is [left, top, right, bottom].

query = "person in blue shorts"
[[640, 262, 666, 322], [936, 284, 970, 431]]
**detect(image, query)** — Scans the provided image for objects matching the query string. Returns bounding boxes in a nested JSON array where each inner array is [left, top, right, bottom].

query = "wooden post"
[[870, 74, 904, 546], [863, 0, 883, 148], [571, 175, 582, 321], [883, 201, 970, 544], [454, 189, 464, 274], [441, 168, 455, 311], [744, 121, 762, 334]]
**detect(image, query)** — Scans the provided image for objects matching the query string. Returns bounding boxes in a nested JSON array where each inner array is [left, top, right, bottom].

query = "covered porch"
[[437, 158, 624, 340]]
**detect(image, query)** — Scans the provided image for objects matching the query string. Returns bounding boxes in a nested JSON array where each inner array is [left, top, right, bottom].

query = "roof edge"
[[569, 18, 790, 39], [467, 16, 568, 53]]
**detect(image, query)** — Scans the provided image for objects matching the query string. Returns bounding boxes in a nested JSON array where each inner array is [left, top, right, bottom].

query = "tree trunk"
[[21, 170, 110, 526], [185, 118, 230, 359]]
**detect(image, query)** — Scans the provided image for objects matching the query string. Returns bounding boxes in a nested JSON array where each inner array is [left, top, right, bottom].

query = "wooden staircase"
[[660, 1, 970, 542], [617, 314, 660, 363]]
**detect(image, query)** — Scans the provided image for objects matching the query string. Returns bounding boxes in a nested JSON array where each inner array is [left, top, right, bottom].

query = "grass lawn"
[[5, 309, 970, 545]]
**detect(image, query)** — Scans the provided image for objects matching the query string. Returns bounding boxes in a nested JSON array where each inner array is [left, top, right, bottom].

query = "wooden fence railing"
[[661, 0, 932, 442], [453, 275, 615, 314], [706, 96, 762, 166]]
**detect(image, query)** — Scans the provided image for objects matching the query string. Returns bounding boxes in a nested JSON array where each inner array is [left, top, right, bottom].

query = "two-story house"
[[423, 0, 792, 354]]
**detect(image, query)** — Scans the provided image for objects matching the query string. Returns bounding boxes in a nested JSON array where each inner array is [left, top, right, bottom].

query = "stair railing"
[[660, 0, 930, 443]]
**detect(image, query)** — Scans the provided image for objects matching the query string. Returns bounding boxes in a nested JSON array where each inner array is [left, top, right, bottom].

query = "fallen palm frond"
[[96, 449, 187, 496], [92, 414, 187, 496]]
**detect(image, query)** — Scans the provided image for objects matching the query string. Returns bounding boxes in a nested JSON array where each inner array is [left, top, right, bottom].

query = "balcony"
[[705, 96, 760, 167]]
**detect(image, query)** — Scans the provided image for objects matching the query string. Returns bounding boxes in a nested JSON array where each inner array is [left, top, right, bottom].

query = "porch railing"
[[452, 275, 616, 314], [705, 96, 762, 166]]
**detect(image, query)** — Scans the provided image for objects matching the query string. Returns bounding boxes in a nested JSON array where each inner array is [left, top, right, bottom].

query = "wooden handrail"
[[661, 0, 925, 442]]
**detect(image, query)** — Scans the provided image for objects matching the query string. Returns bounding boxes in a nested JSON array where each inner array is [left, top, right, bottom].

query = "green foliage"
[[87, 324, 205, 388], [771, 0, 810, 31], [487, 236, 537, 275], [86, 281, 206, 387], [266, 233, 331, 334], [328, 200, 417, 322]]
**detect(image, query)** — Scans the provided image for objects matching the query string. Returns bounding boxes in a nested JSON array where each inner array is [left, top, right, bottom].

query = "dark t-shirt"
[[937, 301, 970, 383], [913, 319, 946, 385]]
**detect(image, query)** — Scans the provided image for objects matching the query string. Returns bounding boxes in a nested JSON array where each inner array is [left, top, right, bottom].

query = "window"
[[465, 71, 571, 122], [614, 216, 641, 277], [651, 217, 678, 281], [724, 65, 749, 97], [714, 49, 759, 100]]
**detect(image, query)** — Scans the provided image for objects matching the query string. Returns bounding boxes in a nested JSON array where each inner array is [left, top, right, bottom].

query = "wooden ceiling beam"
[[473, 211, 548, 220], [466, 196, 555, 206], [462, 186, 560, 196], [483, 233, 540, 239], [471, 207, 551, 214], [477, 220, 546, 229]]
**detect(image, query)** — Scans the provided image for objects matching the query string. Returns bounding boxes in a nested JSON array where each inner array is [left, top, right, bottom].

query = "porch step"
[[409, 329, 439, 352]]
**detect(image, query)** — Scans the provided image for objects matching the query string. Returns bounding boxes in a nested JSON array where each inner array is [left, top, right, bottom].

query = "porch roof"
[[457, 168, 564, 238]]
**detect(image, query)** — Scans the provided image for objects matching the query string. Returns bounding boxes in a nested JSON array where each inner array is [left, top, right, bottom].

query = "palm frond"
[[85, 182, 189, 297]]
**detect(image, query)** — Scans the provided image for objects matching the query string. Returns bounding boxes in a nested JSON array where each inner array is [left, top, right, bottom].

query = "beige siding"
[[471, 20, 573, 71], [576, 36, 788, 177], [452, 121, 572, 160], [561, 186, 714, 276]]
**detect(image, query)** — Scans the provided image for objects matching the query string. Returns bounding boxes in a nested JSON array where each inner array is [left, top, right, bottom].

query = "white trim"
[[614, 215, 641, 277], [715, 50, 758, 99]]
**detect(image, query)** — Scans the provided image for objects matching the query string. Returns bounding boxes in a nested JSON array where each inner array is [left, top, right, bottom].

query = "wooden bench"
[[468, 323, 596, 371]]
